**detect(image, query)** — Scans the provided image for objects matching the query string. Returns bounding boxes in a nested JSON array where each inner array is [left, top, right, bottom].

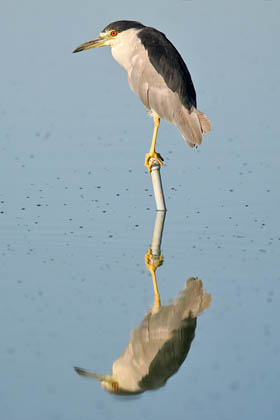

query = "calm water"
[[1, 0, 279, 419]]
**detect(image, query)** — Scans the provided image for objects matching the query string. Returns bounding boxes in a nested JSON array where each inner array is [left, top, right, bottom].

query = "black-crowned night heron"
[[74, 278, 211, 395], [73, 20, 211, 172]]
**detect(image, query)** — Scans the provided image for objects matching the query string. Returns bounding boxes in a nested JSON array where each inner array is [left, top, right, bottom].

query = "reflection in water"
[[74, 212, 211, 395]]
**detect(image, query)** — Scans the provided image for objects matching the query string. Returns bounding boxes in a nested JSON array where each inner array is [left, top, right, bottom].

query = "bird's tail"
[[175, 107, 211, 147], [178, 277, 211, 319]]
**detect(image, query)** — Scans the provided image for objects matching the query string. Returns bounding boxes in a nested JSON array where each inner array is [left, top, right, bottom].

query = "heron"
[[74, 278, 211, 395], [73, 20, 211, 172]]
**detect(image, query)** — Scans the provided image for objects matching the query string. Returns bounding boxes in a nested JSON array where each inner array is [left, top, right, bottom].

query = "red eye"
[[111, 30, 118, 37], [112, 381, 119, 391]]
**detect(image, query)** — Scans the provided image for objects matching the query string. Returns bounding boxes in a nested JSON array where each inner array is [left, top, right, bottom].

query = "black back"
[[138, 27, 197, 110], [138, 316, 197, 390]]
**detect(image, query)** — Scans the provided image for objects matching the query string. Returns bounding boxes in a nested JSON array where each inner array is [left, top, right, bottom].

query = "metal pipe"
[[151, 210, 166, 257], [150, 159, 166, 211]]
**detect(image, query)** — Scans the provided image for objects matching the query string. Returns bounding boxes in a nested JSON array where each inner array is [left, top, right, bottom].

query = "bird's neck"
[[110, 29, 142, 73]]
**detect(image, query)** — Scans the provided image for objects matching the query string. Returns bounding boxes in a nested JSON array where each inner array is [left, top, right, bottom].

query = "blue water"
[[1, 1, 279, 419]]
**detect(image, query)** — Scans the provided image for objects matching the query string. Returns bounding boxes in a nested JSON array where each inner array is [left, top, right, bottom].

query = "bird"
[[73, 20, 211, 173], [74, 277, 211, 395]]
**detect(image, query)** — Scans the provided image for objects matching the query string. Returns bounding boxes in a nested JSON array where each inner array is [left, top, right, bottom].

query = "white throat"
[[109, 29, 143, 73]]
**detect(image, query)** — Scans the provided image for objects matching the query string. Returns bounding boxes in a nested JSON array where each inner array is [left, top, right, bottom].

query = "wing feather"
[[137, 27, 197, 110]]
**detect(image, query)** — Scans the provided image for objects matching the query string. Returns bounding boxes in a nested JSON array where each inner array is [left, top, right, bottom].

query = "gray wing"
[[128, 40, 186, 121], [128, 43, 211, 147], [137, 27, 197, 110]]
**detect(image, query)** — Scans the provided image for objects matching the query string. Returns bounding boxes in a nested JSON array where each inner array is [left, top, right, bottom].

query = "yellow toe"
[[145, 152, 164, 173]]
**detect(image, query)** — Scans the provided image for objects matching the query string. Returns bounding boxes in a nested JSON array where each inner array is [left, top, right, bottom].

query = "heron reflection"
[[74, 212, 211, 395]]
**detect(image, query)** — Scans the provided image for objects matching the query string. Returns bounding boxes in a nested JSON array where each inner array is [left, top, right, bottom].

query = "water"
[[1, 0, 279, 419]]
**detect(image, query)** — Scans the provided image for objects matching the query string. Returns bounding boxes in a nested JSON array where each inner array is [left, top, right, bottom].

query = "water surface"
[[1, 1, 279, 419]]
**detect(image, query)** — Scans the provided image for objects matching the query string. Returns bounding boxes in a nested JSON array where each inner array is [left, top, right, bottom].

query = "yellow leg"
[[145, 249, 162, 312], [150, 269, 161, 311], [145, 114, 164, 173]]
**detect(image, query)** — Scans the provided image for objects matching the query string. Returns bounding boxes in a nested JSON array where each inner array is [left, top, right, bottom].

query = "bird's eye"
[[112, 381, 119, 391], [110, 30, 118, 37]]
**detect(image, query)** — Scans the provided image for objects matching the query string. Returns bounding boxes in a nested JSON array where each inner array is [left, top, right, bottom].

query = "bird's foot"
[[145, 249, 163, 271], [145, 151, 164, 173]]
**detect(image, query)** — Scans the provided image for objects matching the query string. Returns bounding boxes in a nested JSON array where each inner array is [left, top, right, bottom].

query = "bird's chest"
[[111, 44, 132, 72], [111, 34, 144, 74]]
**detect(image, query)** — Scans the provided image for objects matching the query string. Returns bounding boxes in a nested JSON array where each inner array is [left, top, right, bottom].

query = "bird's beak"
[[72, 36, 105, 53], [74, 366, 119, 393], [74, 366, 107, 381]]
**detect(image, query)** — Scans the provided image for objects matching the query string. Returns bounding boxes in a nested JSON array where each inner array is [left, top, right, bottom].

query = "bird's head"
[[74, 366, 143, 396], [73, 20, 145, 53], [74, 366, 119, 392]]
